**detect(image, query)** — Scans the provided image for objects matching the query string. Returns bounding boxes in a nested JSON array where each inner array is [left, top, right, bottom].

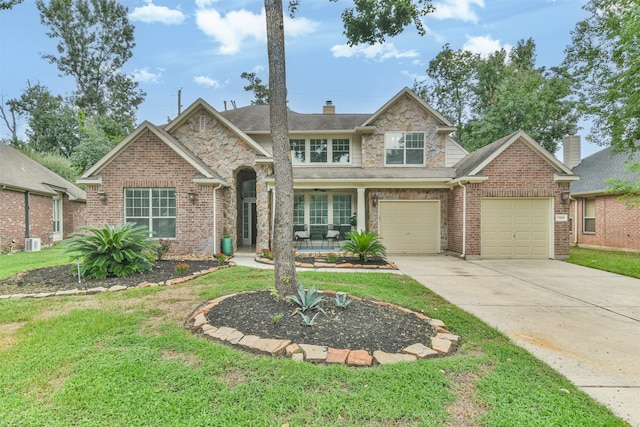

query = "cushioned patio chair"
[[293, 224, 311, 248]]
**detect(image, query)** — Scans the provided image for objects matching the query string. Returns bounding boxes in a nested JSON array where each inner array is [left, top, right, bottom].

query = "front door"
[[242, 199, 257, 245]]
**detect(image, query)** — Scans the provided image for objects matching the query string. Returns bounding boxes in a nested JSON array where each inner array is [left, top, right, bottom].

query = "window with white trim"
[[583, 198, 595, 233], [293, 194, 305, 225], [52, 196, 62, 233], [294, 192, 353, 225], [289, 138, 351, 164], [332, 194, 352, 225], [385, 131, 425, 165], [125, 188, 176, 238]]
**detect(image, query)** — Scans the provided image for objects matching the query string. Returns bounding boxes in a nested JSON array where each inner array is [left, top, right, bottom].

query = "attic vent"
[[199, 115, 206, 131]]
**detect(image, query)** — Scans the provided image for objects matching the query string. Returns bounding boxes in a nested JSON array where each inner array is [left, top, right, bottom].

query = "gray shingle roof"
[[291, 166, 457, 181], [220, 105, 370, 132], [453, 132, 516, 177], [571, 146, 640, 194], [0, 144, 86, 200]]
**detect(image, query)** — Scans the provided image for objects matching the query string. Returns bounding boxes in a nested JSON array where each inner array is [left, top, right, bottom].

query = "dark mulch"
[[205, 290, 436, 354], [0, 260, 219, 296]]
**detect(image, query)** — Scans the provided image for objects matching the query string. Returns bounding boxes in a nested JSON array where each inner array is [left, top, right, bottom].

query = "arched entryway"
[[236, 168, 257, 249]]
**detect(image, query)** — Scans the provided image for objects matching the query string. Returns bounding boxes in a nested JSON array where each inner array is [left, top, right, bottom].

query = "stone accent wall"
[[173, 110, 273, 255], [85, 129, 217, 256], [361, 94, 446, 168], [367, 188, 449, 250], [572, 195, 640, 252]]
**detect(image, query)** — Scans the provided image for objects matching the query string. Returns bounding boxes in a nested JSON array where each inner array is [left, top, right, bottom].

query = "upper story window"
[[583, 198, 595, 233], [290, 138, 351, 165], [385, 131, 425, 166]]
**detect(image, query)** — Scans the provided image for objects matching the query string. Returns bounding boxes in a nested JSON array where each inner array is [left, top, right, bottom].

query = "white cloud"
[[193, 76, 221, 88], [331, 42, 419, 61], [401, 70, 427, 83], [132, 67, 163, 83], [195, 5, 318, 55], [463, 35, 512, 57], [432, 0, 485, 23], [129, 1, 185, 25]]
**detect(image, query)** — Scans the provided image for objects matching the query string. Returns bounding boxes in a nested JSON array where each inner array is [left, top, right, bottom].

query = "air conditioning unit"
[[25, 238, 41, 252]]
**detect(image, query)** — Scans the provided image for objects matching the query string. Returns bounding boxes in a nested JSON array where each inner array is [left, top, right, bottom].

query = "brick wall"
[[461, 139, 571, 258], [85, 129, 219, 257], [572, 195, 640, 252], [0, 189, 26, 249], [63, 196, 87, 239]]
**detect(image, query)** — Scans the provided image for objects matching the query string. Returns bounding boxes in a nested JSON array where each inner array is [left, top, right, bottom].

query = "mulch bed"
[[0, 260, 219, 296], [205, 290, 436, 354]]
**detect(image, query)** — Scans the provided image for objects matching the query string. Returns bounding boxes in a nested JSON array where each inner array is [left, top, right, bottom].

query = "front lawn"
[[0, 251, 624, 426], [567, 246, 640, 279]]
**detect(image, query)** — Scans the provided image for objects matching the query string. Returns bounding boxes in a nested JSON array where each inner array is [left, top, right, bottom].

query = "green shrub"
[[340, 230, 386, 262], [64, 223, 160, 279]]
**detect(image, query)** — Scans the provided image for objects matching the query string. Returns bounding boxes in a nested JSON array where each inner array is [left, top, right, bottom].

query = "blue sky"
[[0, 0, 598, 157]]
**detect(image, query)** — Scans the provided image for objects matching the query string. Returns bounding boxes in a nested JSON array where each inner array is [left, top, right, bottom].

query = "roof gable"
[[79, 122, 226, 185], [361, 87, 455, 130], [0, 144, 86, 200], [165, 98, 271, 157], [454, 130, 575, 179]]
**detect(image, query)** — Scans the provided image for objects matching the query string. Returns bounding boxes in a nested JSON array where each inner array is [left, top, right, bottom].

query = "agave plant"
[[286, 282, 325, 314], [64, 223, 160, 279], [340, 230, 386, 262]]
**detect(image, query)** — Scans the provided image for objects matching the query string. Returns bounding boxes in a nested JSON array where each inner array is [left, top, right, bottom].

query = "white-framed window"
[[289, 138, 351, 165], [52, 196, 62, 234], [294, 192, 353, 225], [385, 131, 425, 165], [199, 115, 206, 132], [583, 198, 595, 233], [125, 188, 176, 238]]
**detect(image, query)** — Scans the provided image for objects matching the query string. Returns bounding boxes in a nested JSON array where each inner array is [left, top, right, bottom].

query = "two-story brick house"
[[78, 88, 577, 259]]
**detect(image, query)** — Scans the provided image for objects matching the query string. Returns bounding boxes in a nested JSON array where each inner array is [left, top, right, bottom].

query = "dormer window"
[[385, 131, 425, 166]]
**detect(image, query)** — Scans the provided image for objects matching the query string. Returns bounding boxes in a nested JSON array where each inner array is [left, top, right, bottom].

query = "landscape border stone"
[[187, 290, 460, 367]]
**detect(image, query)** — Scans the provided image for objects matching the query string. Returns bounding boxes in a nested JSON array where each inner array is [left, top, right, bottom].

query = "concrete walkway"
[[393, 255, 640, 427]]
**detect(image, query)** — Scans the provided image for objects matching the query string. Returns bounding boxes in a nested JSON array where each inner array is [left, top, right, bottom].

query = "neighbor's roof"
[[571, 146, 640, 195], [0, 143, 86, 201]]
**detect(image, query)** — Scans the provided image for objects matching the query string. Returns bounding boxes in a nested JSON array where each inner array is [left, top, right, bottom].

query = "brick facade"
[[571, 195, 640, 252]]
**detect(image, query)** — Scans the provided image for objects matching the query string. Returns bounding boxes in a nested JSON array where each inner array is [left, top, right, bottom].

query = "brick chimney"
[[323, 100, 335, 115], [563, 131, 581, 169]]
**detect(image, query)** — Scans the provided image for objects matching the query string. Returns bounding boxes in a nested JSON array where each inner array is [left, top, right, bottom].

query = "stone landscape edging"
[[188, 290, 459, 367], [0, 263, 236, 300]]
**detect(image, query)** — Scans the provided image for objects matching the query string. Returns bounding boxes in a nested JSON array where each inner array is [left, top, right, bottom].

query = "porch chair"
[[323, 224, 341, 249], [293, 224, 311, 248]]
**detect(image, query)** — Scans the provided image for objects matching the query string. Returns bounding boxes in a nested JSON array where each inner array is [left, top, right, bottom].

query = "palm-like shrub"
[[64, 223, 160, 279], [340, 230, 386, 262]]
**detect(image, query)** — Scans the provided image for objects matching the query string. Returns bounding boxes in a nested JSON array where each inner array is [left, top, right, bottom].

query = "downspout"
[[458, 182, 466, 258], [24, 191, 30, 239], [573, 197, 578, 246], [212, 184, 221, 254]]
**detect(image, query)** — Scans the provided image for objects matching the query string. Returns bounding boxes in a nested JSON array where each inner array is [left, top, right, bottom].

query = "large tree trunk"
[[265, 0, 298, 296]]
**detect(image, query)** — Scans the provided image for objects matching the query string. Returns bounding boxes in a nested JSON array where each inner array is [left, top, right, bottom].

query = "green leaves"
[[340, 230, 386, 262], [63, 223, 160, 279], [286, 282, 326, 313]]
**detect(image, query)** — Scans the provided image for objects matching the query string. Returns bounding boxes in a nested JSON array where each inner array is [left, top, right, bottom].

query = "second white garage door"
[[378, 200, 440, 254], [481, 198, 551, 258]]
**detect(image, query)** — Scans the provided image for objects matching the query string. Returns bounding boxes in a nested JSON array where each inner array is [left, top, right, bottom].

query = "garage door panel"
[[379, 201, 440, 255], [482, 198, 550, 259]]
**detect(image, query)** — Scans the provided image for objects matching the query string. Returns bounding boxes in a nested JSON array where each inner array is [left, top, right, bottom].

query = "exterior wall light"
[[188, 191, 197, 203], [97, 191, 107, 202], [561, 190, 571, 204]]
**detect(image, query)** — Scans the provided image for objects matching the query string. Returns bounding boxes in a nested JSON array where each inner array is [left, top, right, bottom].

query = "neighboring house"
[[566, 140, 640, 252], [0, 144, 86, 251], [78, 88, 577, 259]]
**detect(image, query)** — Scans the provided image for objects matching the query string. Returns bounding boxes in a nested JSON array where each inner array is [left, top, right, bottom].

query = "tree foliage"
[[416, 39, 577, 153], [564, 0, 639, 152], [36, 0, 144, 132], [241, 71, 270, 105], [0, 0, 23, 10]]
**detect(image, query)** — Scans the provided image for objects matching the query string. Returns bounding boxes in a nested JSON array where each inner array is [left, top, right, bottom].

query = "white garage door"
[[481, 198, 551, 259], [379, 201, 440, 254]]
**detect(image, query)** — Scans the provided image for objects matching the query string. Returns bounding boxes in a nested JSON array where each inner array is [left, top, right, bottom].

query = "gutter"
[[212, 183, 222, 254]]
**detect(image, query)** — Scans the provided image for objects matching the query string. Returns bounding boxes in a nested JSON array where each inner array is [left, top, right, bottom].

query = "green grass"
[[0, 244, 74, 280], [566, 246, 640, 278], [0, 257, 626, 426]]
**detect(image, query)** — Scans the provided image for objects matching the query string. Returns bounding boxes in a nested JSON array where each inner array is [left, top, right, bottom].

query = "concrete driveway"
[[394, 255, 640, 426]]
